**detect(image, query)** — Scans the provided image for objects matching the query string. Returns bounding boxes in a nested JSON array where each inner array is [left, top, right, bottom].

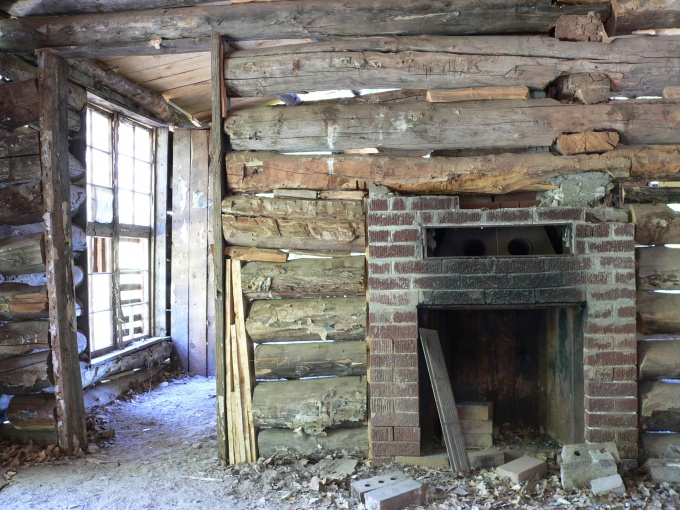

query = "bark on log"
[[0, 132, 39, 158], [0, 320, 49, 360], [640, 381, 680, 432], [624, 186, 680, 204], [255, 340, 367, 379], [258, 427, 369, 460], [246, 297, 366, 343], [0, 2, 609, 54], [0, 350, 51, 395], [609, 0, 680, 35], [0, 153, 85, 184], [0, 233, 44, 276], [225, 145, 680, 194], [222, 196, 365, 251], [225, 100, 680, 152], [551, 73, 611, 105], [241, 257, 365, 299], [0, 283, 48, 321], [79, 338, 172, 389], [637, 291, 680, 335], [636, 246, 680, 291], [639, 339, 680, 381], [224, 36, 676, 98], [7, 394, 55, 430], [633, 204, 680, 245], [252, 376, 367, 434], [0, 79, 39, 129], [0, 182, 85, 225], [553, 131, 619, 155]]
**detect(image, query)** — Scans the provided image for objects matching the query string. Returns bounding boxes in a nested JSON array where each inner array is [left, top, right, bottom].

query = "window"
[[86, 107, 155, 356]]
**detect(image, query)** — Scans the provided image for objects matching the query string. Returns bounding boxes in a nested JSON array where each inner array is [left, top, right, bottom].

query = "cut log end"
[[554, 13, 605, 42], [553, 131, 619, 155]]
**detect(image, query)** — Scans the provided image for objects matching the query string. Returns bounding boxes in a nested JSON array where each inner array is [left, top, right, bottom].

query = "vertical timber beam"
[[37, 50, 87, 455], [211, 34, 227, 464], [154, 127, 169, 337]]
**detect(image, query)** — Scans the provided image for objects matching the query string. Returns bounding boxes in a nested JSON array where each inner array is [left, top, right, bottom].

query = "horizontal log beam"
[[241, 256, 365, 299], [7, 394, 55, 430], [633, 204, 680, 245], [0, 233, 45, 276], [0, 132, 39, 158], [0, 350, 51, 394], [0, 0, 229, 16], [623, 185, 680, 204], [637, 291, 680, 335], [639, 339, 680, 380], [0, 153, 85, 184], [0, 182, 85, 225], [254, 340, 367, 379], [0, 79, 39, 129], [640, 380, 680, 432], [252, 376, 367, 434], [246, 296, 366, 343], [0, 2, 608, 55], [0, 283, 48, 321], [225, 99, 680, 152], [222, 195, 364, 220], [224, 35, 678, 98], [636, 246, 680, 291], [226, 145, 680, 195], [258, 427, 368, 460], [0, 320, 49, 360], [609, 0, 680, 35]]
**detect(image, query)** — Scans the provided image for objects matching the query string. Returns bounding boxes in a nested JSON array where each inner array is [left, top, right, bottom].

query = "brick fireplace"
[[367, 196, 638, 464]]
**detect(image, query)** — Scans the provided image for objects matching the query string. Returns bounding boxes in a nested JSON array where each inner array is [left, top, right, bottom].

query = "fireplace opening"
[[418, 305, 584, 453]]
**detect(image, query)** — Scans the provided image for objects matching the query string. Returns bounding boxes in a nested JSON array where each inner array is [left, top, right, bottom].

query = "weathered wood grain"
[[0, 283, 48, 321], [552, 73, 611, 105], [241, 257, 364, 299], [226, 145, 680, 195], [639, 339, 680, 381], [0, 320, 49, 360], [246, 296, 366, 343], [636, 246, 680, 291], [633, 204, 680, 245], [0, 350, 51, 394], [0, 132, 39, 158], [0, 2, 609, 54], [252, 376, 367, 434], [609, 0, 680, 35], [554, 13, 604, 42], [426, 87, 529, 103], [0, 233, 45, 276], [624, 185, 680, 204], [553, 131, 619, 156], [6, 394, 55, 430], [0, 153, 85, 184], [0, 182, 85, 225], [225, 100, 680, 152], [637, 291, 680, 335], [224, 246, 287, 262], [0, 79, 39, 129], [0, 0, 229, 16], [640, 381, 680, 432], [258, 427, 369, 460], [222, 195, 364, 220], [254, 340, 367, 379]]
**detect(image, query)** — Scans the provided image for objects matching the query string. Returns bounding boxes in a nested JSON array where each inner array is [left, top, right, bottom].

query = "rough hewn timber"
[[241, 257, 365, 299], [0, 2, 609, 54], [0, 154, 85, 184], [0, 233, 44, 276], [426, 87, 529, 103], [639, 339, 680, 381], [255, 340, 367, 379], [624, 185, 680, 204], [246, 296, 366, 343], [0, 79, 39, 129], [38, 50, 87, 455], [252, 376, 367, 434], [80, 338, 172, 389], [6, 394, 55, 430], [225, 36, 676, 98], [0, 350, 51, 394], [637, 291, 680, 335], [0, 283, 48, 321], [0, 132, 39, 158], [0, 182, 84, 226], [258, 427, 369, 460], [83, 364, 168, 409], [0, 320, 49, 360], [225, 100, 680, 152], [0, 0, 228, 16], [636, 246, 680, 291], [640, 381, 680, 432], [554, 13, 604, 41], [609, 0, 680, 35], [225, 145, 680, 194], [551, 73, 611, 105], [553, 131, 619, 155], [633, 204, 680, 245], [222, 195, 365, 251]]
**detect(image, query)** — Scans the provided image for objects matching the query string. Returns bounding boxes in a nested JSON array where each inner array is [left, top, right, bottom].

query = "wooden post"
[[37, 50, 87, 455], [211, 34, 228, 464], [153, 127, 169, 337]]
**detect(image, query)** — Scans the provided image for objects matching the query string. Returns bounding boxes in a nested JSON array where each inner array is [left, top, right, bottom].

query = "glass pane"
[[118, 122, 134, 156], [134, 162, 152, 194], [90, 111, 111, 151], [118, 155, 134, 190], [89, 273, 113, 313], [90, 310, 114, 351], [118, 189, 134, 225], [89, 149, 112, 187], [87, 185, 113, 224], [119, 238, 149, 270], [135, 126, 152, 162], [87, 236, 113, 273], [133, 193, 151, 227]]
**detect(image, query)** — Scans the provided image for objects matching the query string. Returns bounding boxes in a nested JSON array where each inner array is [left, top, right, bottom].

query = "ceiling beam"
[[0, 1, 609, 57]]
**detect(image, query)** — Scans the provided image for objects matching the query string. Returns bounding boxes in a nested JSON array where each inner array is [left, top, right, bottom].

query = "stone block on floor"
[[561, 442, 620, 464], [364, 479, 426, 510], [496, 455, 547, 483], [350, 471, 408, 503], [590, 473, 625, 495], [647, 459, 680, 483], [457, 402, 493, 421], [561, 455, 618, 490]]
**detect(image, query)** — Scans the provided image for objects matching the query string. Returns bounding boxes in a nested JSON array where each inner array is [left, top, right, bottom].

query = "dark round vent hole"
[[463, 239, 486, 256], [507, 238, 533, 256]]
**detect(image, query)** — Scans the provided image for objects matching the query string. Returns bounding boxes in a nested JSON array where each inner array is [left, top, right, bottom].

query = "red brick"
[[613, 223, 634, 237], [536, 208, 584, 221], [367, 212, 415, 227], [368, 261, 391, 275], [584, 350, 636, 366], [613, 366, 637, 381], [394, 398, 418, 413], [588, 287, 636, 301], [587, 240, 635, 253], [586, 397, 638, 413], [585, 381, 637, 398], [371, 397, 395, 414], [370, 244, 417, 259], [369, 276, 411, 291], [394, 339, 417, 353], [390, 197, 407, 211], [585, 428, 615, 442], [615, 272, 635, 284], [584, 366, 614, 382], [614, 428, 639, 443], [370, 354, 394, 369], [371, 324, 417, 339], [370, 291, 417, 307], [370, 310, 393, 324], [616, 305, 636, 318], [371, 441, 420, 457], [576, 224, 610, 238], [370, 198, 389, 211], [370, 339, 394, 354], [369, 383, 392, 398], [394, 310, 418, 323], [411, 275, 460, 290], [393, 260, 441, 274], [393, 426, 420, 442], [535, 287, 585, 303], [616, 442, 638, 460], [584, 334, 636, 351], [585, 412, 638, 428], [485, 208, 533, 223], [371, 426, 394, 442], [394, 367, 418, 383], [369, 229, 391, 243], [370, 412, 419, 427], [585, 272, 610, 285], [588, 305, 613, 319], [438, 210, 483, 224], [410, 196, 456, 211], [598, 256, 634, 269], [392, 228, 420, 243], [392, 382, 418, 398], [370, 368, 394, 383], [393, 353, 418, 368]]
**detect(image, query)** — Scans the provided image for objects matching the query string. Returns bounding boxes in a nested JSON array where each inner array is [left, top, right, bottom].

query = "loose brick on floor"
[[496, 456, 547, 483], [350, 471, 408, 503], [457, 402, 493, 421], [590, 474, 625, 495], [364, 479, 426, 510], [647, 459, 680, 483]]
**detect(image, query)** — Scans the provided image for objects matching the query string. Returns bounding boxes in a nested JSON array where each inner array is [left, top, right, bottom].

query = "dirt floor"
[[1, 374, 679, 510]]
